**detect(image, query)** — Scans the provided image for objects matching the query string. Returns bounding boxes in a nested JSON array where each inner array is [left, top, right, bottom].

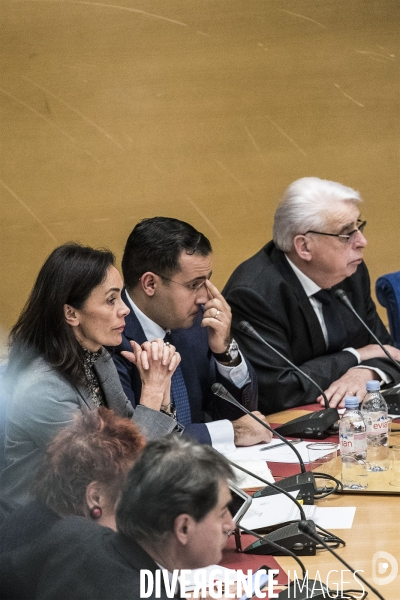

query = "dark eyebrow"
[[105, 287, 121, 294], [185, 271, 213, 285]]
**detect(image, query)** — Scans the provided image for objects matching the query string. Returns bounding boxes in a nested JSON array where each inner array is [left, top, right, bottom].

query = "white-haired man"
[[223, 177, 400, 413]]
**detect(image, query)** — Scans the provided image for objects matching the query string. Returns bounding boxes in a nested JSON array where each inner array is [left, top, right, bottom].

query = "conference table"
[[221, 405, 400, 600]]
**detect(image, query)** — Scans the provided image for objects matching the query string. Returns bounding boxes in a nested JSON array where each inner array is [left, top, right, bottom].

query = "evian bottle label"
[[365, 412, 388, 435], [340, 432, 367, 454]]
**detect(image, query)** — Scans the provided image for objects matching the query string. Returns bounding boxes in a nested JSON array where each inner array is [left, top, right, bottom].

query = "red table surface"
[[220, 403, 400, 593], [269, 403, 400, 479], [221, 533, 289, 586], [268, 403, 339, 479]]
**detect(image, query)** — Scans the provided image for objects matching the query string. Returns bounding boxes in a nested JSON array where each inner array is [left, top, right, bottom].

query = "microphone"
[[238, 526, 338, 600], [212, 383, 316, 505], [227, 462, 344, 595], [227, 459, 306, 520], [212, 383, 306, 473], [228, 460, 319, 558], [298, 520, 385, 600], [238, 525, 308, 577], [335, 288, 400, 415], [238, 320, 330, 409], [238, 321, 339, 438], [335, 289, 400, 369]]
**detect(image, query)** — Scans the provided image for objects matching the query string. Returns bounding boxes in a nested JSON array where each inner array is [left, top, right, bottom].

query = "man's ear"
[[140, 272, 159, 297], [64, 304, 80, 327], [293, 234, 312, 262], [173, 514, 195, 546]]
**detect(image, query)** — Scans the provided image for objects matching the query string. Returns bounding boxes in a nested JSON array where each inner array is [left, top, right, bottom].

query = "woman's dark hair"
[[122, 217, 212, 291], [32, 408, 145, 517], [8, 243, 115, 383]]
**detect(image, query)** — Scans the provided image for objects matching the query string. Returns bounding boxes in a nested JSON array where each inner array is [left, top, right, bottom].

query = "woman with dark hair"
[[0, 407, 145, 553], [0, 243, 179, 503]]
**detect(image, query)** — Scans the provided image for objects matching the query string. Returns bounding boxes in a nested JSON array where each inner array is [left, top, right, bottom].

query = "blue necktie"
[[164, 332, 191, 426], [313, 289, 347, 352]]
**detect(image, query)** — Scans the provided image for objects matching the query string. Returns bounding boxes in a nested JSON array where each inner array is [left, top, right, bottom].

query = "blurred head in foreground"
[[116, 435, 236, 570], [33, 407, 145, 530]]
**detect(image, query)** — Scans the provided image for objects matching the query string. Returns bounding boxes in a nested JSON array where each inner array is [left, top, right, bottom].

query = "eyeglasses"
[[303, 220, 367, 244], [153, 273, 209, 294]]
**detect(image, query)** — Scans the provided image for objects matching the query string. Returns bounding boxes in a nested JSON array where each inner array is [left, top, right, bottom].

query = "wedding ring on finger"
[[214, 309, 221, 320], [164, 342, 170, 347]]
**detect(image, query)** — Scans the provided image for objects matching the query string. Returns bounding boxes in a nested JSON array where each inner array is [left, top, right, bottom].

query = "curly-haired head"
[[32, 407, 145, 518]]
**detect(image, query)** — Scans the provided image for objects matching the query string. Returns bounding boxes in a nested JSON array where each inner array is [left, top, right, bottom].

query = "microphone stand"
[[238, 525, 307, 578], [298, 520, 386, 600], [335, 288, 400, 415], [212, 382, 307, 473], [212, 383, 316, 505], [229, 461, 342, 562], [228, 460, 318, 557], [238, 526, 338, 600], [228, 460, 317, 556], [227, 460, 306, 520], [238, 321, 339, 438], [335, 289, 400, 370]]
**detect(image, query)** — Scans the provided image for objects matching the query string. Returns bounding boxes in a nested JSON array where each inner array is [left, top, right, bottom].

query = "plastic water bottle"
[[339, 396, 368, 489], [361, 380, 389, 472]]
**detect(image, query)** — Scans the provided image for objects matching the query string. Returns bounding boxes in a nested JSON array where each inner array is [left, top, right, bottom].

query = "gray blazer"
[[0, 350, 176, 504]]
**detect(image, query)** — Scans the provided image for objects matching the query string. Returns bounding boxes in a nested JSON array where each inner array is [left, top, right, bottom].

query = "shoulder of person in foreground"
[[1, 517, 143, 600]]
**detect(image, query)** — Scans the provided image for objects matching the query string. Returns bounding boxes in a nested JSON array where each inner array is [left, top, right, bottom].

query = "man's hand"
[[201, 280, 234, 356], [121, 339, 181, 411], [357, 343, 400, 362], [232, 412, 272, 446], [317, 367, 378, 408]]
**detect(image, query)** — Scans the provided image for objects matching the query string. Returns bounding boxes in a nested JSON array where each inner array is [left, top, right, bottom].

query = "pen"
[[260, 439, 302, 451]]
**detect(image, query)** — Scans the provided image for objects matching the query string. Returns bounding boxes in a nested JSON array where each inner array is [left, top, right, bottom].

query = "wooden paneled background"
[[1, 0, 399, 358]]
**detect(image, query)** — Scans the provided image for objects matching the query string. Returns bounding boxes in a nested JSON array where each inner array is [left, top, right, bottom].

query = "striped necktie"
[[164, 331, 191, 426]]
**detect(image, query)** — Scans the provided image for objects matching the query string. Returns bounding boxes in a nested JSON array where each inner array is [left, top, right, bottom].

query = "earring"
[[89, 506, 102, 520]]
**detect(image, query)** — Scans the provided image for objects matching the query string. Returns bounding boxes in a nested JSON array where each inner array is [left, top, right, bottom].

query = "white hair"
[[273, 177, 362, 252]]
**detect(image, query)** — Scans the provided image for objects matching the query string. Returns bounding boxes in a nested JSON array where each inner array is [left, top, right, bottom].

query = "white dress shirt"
[[285, 256, 389, 384]]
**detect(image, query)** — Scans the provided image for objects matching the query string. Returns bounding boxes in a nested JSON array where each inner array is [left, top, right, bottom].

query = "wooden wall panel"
[[1, 0, 399, 356]]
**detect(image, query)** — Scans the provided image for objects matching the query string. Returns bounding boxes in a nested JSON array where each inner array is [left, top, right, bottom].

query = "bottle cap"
[[366, 380, 380, 392], [344, 396, 359, 409]]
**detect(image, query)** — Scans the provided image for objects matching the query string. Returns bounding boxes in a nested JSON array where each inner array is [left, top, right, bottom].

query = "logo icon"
[[372, 551, 398, 586]]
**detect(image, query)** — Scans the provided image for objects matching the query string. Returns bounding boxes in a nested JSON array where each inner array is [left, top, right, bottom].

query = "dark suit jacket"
[[223, 241, 399, 414], [0, 518, 171, 600], [112, 290, 258, 444], [0, 500, 59, 554]]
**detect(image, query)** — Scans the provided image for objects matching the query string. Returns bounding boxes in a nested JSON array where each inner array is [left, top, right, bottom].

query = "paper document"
[[230, 460, 275, 489], [313, 506, 356, 529], [225, 438, 339, 464], [256, 441, 311, 464], [222, 439, 299, 463], [240, 491, 315, 530], [223, 439, 338, 464], [240, 491, 356, 530]]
